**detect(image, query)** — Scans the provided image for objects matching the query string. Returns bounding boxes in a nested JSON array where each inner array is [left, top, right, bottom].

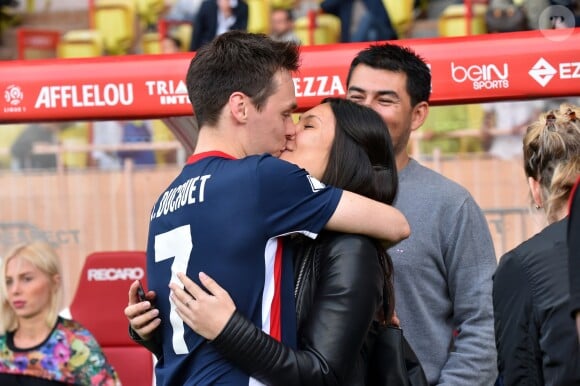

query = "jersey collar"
[[187, 151, 237, 165]]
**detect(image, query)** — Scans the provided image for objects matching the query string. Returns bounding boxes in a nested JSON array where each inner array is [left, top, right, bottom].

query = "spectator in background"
[[481, 100, 544, 160], [493, 103, 580, 385], [270, 7, 300, 43], [487, 0, 548, 31], [320, 0, 397, 42], [10, 122, 60, 170], [486, 0, 529, 32], [164, 0, 204, 22], [190, 0, 248, 51], [161, 34, 182, 53], [319, 0, 355, 42], [0, 241, 121, 385], [117, 120, 157, 167], [92, 120, 123, 170], [0, 0, 17, 6], [346, 43, 498, 385], [350, 0, 398, 42], [92, 120, 156, 169], [0, 0, 19, 45], [569, 175, 580, 341]]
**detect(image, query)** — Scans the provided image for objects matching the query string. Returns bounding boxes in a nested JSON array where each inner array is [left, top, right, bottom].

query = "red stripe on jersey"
[[269, 238, 283, 342], [187, 151, 236, 164]]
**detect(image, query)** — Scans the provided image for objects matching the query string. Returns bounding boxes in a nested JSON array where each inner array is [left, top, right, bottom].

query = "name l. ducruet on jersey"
[[150, 174, 211, 220]]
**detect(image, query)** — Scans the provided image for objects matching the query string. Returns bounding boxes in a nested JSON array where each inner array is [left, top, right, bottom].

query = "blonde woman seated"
[[0, 242, 121, 386]]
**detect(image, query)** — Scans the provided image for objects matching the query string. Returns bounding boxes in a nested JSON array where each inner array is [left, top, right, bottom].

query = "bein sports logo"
[[451, 62, 509, 90], [4, 84, 23, 106]]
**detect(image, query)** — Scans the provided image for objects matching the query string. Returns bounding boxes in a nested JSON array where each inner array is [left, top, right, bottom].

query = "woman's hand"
[[124, 280, 161, 340], [170, 272, 236, 340], [390, 310, 400, 327]]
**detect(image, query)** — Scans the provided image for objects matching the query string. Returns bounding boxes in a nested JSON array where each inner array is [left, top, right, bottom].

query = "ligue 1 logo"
[[4, 84, 24, 106]]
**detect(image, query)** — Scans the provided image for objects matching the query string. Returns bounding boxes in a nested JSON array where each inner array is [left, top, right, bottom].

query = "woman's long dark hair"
[[320, 97, 398, 321]]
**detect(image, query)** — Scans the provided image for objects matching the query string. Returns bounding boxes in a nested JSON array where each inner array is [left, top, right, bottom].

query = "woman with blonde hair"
[[0, 241, 121, 385], [493, 103, 580, 385]]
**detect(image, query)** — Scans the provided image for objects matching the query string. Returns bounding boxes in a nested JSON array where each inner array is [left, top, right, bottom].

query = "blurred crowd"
[[1, 0, 579, 171]]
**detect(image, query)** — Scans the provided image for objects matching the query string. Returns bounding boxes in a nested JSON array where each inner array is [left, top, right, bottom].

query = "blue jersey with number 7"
[[146, 151, 342, 386]]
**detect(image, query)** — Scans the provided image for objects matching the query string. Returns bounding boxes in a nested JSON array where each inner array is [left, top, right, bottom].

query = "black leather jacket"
[[212, 232, 384, 386], [493, 219, 580, 385]]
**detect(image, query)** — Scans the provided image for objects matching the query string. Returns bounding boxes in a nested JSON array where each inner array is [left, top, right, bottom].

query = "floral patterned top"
[[0, 317, 121, 385]]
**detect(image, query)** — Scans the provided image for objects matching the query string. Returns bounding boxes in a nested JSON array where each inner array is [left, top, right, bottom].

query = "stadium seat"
[[316, 13, 341, 43], [57, 122, 90, 169], [0, 124, 25, 168], [270, 0, 295, 9], [294, 13, 341, 45], [135, 0, 164, 29], [25, 0, 35, 13], [69, 251, 154, 386], [158, 19, 192, 52], [419, 104, 485, 155], [16, 28, 60, 60], [246, 0, 269, 34], [142, 31, 161, 54], [172, 22, 192, 52], [438, 3, 488, 37], [57, 29, 104, 58], [383, 0, 414, 38], [93, 0, 136, 55], [461, 103, 485, 153], [151, 119, 179, 164]]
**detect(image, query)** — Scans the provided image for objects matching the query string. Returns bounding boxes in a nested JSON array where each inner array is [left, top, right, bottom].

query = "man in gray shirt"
[[346, 43, 498, 385]]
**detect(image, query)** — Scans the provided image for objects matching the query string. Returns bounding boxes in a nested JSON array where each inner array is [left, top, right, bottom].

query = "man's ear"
[[229, 92, 247, 123], [410, 101, 429, 132]]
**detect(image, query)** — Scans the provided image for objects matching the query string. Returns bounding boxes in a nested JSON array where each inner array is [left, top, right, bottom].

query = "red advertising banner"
[[1, 28, 579, 123]]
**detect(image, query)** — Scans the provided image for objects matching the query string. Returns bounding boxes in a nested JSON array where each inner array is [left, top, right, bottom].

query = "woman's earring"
[[535, 204, 541, 210]]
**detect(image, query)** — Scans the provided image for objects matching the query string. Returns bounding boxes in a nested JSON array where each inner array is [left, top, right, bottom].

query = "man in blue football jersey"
[[126, 31, 410, 386]]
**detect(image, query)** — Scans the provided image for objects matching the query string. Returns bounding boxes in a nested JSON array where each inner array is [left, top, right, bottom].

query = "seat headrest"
[[69, 251, 147, 347]]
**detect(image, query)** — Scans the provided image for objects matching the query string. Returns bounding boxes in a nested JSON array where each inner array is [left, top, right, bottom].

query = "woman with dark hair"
[[128, 98, 404, 384]]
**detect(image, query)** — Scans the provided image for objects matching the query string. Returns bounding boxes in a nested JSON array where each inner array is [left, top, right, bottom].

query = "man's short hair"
[[347, 43, 431, 107], [186, 31, 300, 127]]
